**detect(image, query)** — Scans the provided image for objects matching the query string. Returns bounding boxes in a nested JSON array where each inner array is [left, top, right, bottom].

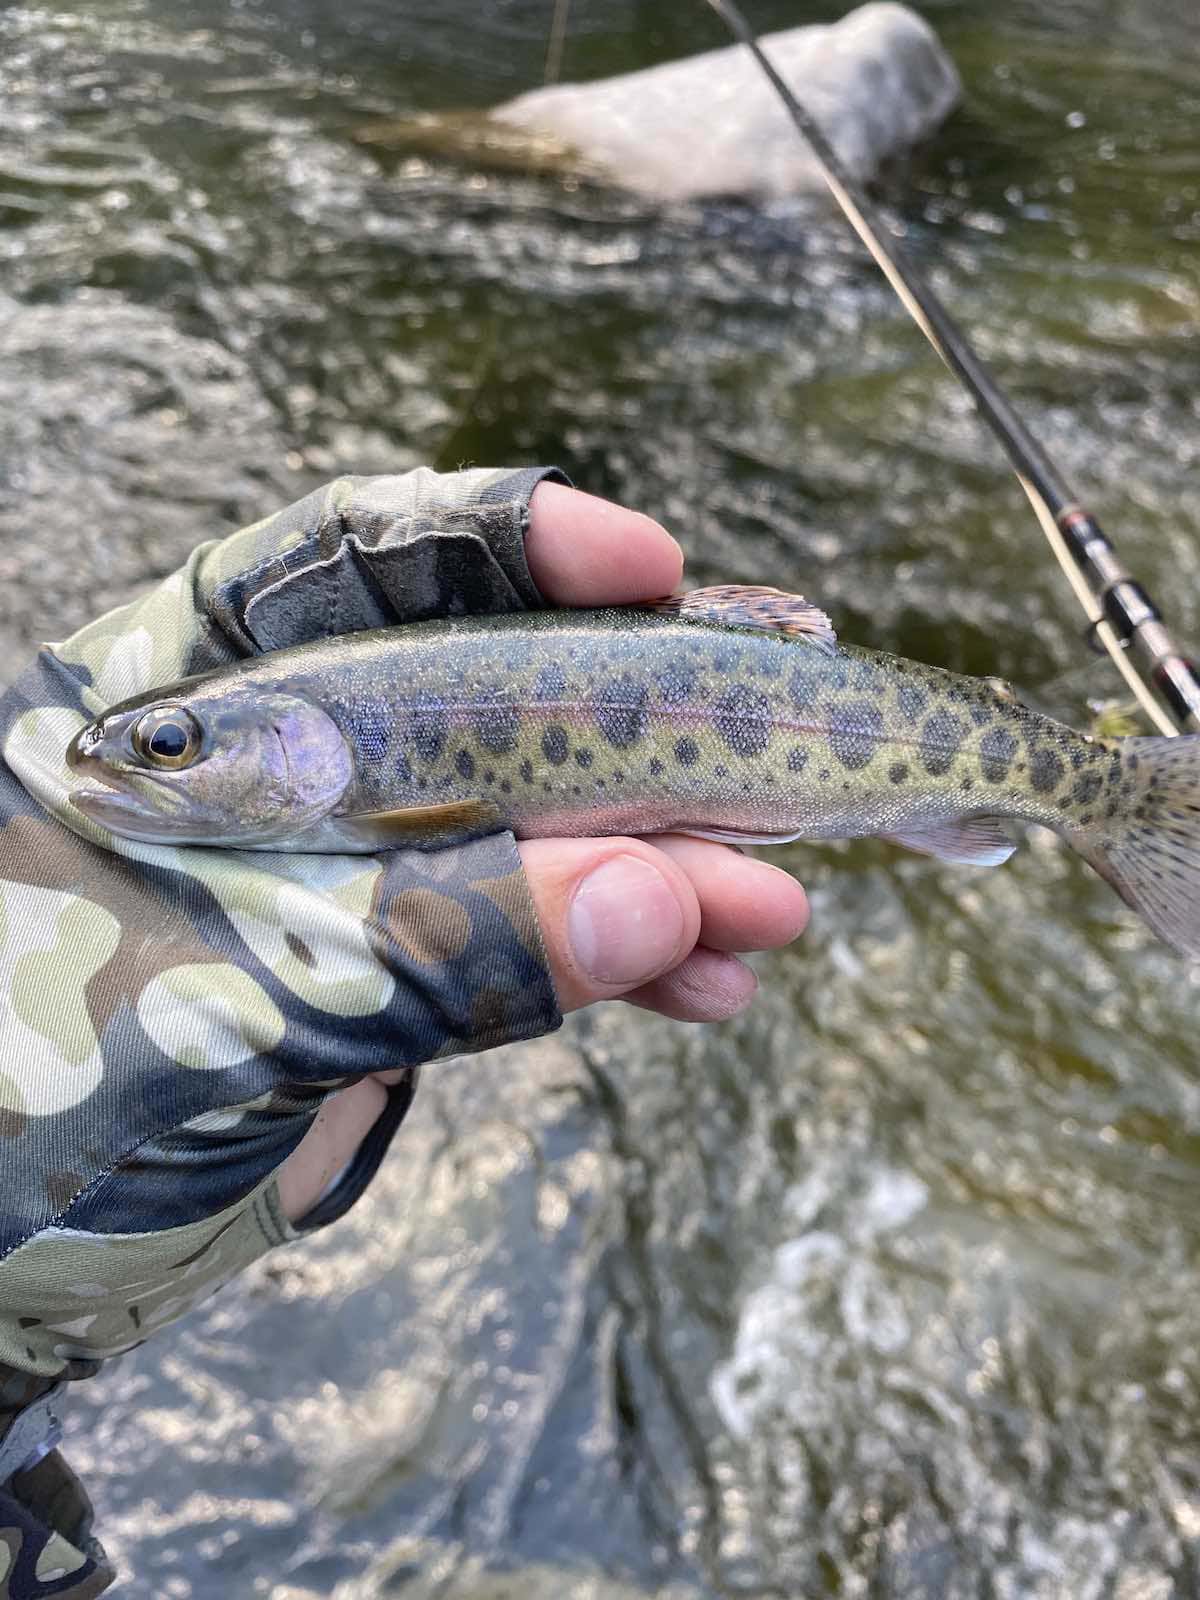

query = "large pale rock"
[[492, 2, 960, 201]]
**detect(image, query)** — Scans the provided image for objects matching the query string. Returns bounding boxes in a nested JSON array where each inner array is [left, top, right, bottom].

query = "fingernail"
[[568, 854, 686, 986]]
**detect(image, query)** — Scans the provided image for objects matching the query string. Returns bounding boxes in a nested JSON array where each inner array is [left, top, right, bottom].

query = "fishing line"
[[544, 0, 571, 84], [703, 0, 1200, 737]]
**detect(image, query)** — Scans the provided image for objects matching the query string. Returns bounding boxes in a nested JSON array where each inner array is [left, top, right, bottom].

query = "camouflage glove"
[[0, 466, 570, 1596]]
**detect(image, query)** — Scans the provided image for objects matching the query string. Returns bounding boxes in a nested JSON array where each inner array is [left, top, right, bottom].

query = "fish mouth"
[[69, 782, 205, 844]]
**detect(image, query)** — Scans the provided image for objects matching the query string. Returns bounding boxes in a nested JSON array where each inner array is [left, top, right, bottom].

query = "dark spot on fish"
[[787, 746, 809, 773], [542, 781, 551, 792], [405, 695, 447, 762], [1070, 747, 1087, 770], [500, 779, 511, 793], [1078, 812, 1093, 826], [898, 685, 927, 721], [676, 737, 700, 767], [394, 752, 413, 785], [285, 932, 316, 969], [593, 674, 648, 748], [456, 749, 475, 781], [980, 727, 1018, 783], [851, 659, 885, 692], [575, 747, 594, 769], [1030, 747, 1066, 794], [788, 660, 820, 709], [483, 769, 495, 786], [889, 762, 909, 784], [474, 692, 520, 754], [614, 770, 625, 784], [970, 703, 992, 727], [520, 758, 534, 784], [819, 768, 831, 781], [715, 764, 728, 779], [829, 700, 884, 770], [1072, 772, 1103, 806], [533, 663, 567, 701], [649, 757, 664, 777], [573, 784, 581, 795], [961, 776, 973, 792], [919, 709, 967, 777], [714, 682, 772, 757], [542, 726, 569, 766], [712, 646, 742, 671], [656, 666, 696, 706]]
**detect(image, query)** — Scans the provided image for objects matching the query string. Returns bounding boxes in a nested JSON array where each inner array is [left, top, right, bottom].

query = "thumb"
[[517, 837, 701, 1013]]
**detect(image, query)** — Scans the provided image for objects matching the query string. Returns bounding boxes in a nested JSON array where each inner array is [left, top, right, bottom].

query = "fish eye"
[[131, 706, 203, 770]]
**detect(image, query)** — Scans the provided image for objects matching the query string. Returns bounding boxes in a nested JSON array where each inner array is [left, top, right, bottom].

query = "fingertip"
[[642, 836, 810, 952], [518, 836, 701, 1012], [526, 482, 683, 606], [625, 948, 759, 1023]]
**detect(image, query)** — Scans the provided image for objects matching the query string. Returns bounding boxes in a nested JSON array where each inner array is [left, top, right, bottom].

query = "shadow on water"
[[3, 0, 1200, 1594]]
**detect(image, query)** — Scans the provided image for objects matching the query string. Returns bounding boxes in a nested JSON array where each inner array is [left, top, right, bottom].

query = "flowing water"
[[3, 1, 1200, 1595]]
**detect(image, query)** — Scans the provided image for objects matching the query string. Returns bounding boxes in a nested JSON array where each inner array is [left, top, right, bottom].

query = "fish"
[[65, 584, 1200, 956]]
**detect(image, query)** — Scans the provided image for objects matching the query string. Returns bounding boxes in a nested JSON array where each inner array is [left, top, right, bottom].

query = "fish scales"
[[279, 611, 1096, 843], [65, 589, 1200, 957]]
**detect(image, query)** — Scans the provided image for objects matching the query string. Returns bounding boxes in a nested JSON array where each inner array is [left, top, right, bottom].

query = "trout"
[[66, 585, 1200, 956]]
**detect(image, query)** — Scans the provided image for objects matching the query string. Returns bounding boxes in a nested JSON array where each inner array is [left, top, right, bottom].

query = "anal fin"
[[885, 817, 1016, 868], [672, 824, 805, 846]]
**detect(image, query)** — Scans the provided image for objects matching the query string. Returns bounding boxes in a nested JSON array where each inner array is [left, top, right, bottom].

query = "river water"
[[3, 1, 1200, 1595]]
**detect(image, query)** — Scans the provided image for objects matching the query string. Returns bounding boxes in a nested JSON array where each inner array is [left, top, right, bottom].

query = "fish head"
[[66, 679, 354, 846]]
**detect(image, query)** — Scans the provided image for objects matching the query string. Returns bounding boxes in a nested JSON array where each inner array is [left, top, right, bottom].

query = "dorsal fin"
[[648, 585, 837, 653]]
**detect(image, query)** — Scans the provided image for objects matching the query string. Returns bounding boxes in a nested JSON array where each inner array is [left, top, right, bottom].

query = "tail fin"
[[1071, 735, 1200, 958]]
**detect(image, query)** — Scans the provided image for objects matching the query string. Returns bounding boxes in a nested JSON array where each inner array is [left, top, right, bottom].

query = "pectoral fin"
[[886, 817, 1016, 868], [335, 798, 503, 850]]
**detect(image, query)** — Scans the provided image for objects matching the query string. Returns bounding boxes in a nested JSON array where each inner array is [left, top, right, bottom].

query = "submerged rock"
[[491, 2, 961, 201]]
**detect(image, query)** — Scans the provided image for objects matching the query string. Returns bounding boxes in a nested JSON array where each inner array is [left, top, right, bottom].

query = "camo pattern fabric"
[[0, 466, 568, 1596]]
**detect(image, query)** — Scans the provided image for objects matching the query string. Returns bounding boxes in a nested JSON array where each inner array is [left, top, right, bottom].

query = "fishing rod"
[[703, 0, 1200, 738]]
